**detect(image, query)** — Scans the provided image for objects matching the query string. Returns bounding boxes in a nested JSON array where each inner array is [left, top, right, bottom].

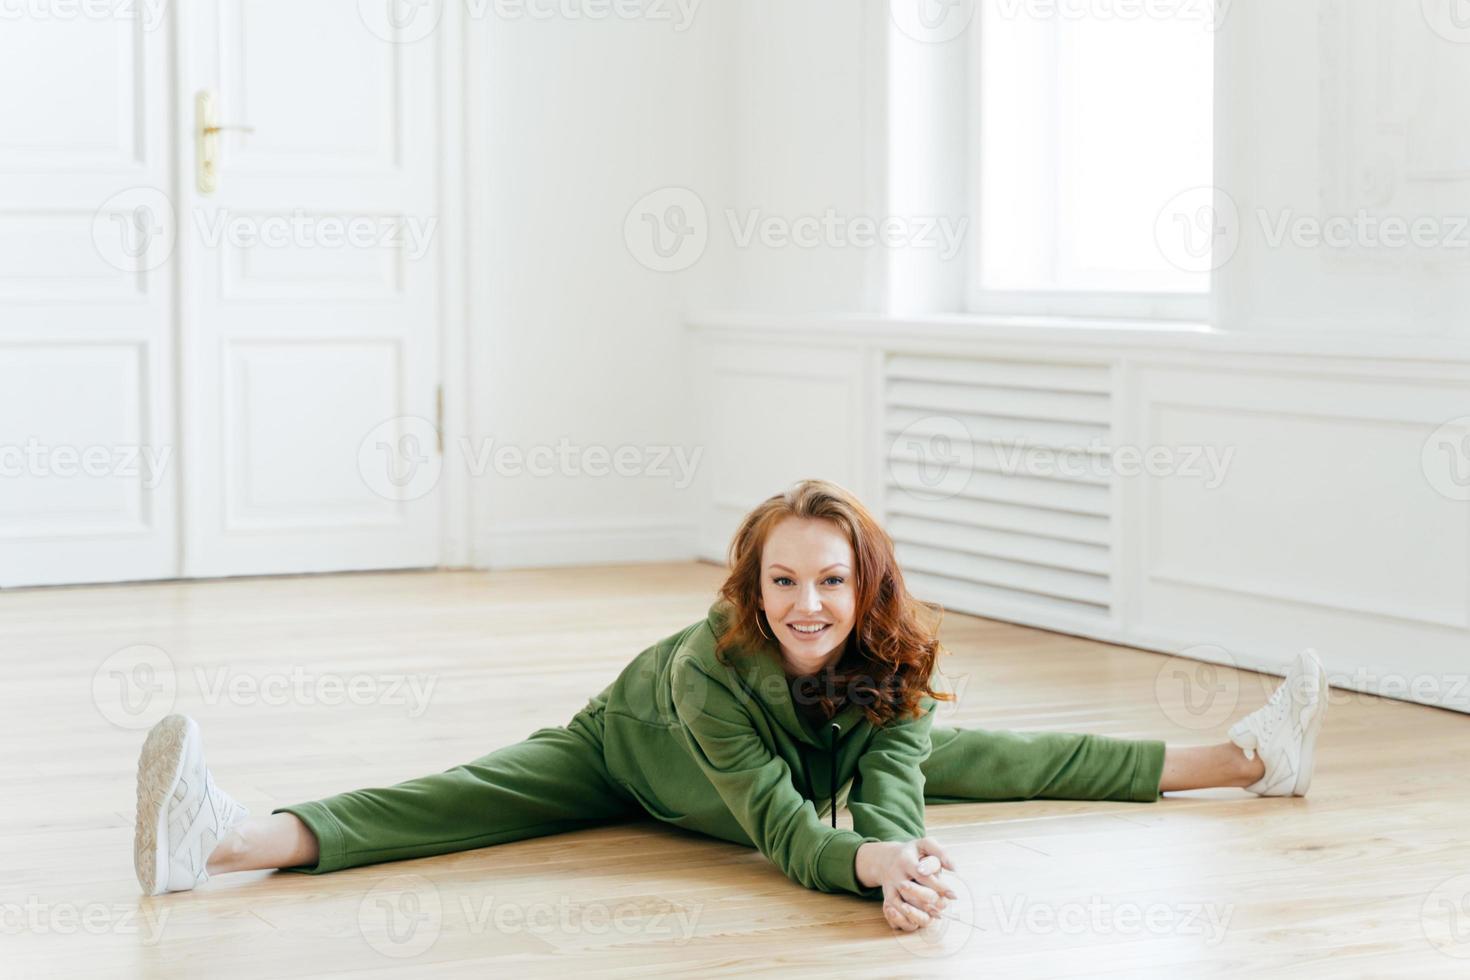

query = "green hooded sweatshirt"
[[595, 598, 936, 901]]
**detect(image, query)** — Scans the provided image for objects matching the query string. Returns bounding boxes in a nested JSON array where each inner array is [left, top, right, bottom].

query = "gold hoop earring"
[[755, 611, 772, 641]]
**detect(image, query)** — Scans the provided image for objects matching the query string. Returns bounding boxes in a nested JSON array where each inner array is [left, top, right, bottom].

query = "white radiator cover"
[[882, 353, 1114, 623]]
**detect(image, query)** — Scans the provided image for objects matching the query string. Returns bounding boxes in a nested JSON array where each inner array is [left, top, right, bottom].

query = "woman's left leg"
[[920, 649, 1330, 803], [920, 726, 1170, 804]]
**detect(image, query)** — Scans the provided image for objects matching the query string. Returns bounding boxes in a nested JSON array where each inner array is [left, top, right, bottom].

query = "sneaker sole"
[[1292, 653, 1329, 797], [134, 714, 195, 896]]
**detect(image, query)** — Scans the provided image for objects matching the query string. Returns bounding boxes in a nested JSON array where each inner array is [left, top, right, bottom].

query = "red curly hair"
[[713, 478, 955, 727]]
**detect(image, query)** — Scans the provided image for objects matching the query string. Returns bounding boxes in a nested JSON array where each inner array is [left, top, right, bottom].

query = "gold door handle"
[[196, 91, 254, 194]]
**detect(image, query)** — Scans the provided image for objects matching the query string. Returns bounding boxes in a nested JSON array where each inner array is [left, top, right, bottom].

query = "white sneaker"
[[134, 714, 249, 896], [1227, 649, 1329, 797]]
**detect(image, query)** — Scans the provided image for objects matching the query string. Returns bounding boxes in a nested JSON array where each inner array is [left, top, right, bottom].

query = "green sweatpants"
[[275, 702, 1164, 875]]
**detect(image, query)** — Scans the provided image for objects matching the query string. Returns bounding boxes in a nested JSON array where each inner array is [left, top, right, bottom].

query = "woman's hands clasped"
[[855, 836, 960, 933]]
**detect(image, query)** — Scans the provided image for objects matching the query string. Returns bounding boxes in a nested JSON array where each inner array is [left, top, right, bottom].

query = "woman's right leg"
[[253, 701, 642, 876], [207, 812, 320, 874]]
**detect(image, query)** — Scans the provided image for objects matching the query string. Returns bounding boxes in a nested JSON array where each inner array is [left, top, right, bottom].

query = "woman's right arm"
[[671, 656, 884, 897]]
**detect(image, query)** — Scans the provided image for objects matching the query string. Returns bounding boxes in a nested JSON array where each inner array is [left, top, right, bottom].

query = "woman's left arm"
[[846, 695, 937, 842]]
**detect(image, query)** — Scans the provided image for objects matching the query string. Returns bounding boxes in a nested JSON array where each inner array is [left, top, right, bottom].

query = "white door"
[[176, 2, 443, 577], [0, 12, 178, 587], [0, 7, 444, 589]]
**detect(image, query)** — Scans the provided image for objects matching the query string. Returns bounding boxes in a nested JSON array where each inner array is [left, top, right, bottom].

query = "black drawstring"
[[828, 721, 840, 829]]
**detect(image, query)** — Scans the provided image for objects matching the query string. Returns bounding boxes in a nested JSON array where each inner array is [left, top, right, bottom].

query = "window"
[[971, 2, 1216, 318]]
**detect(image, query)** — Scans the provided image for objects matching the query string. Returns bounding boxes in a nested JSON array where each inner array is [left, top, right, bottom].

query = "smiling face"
[[757, 516, 859, 679]]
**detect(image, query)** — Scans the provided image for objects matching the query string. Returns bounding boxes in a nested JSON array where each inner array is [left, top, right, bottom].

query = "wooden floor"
[[2, 564, 1466, 978]]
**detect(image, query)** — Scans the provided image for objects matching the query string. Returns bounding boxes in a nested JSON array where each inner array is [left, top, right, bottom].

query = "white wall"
[[465, 7, 736, 566], [1215, 0, 1470, 338], [723, 0, 887, 314]]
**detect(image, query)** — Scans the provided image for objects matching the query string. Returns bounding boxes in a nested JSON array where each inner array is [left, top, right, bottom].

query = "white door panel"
[[0, 14, 177, 587], [177, 2, 442, 577]]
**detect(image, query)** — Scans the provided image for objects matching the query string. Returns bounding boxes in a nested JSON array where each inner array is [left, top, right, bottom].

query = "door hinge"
[[435, 385, 444, 455]]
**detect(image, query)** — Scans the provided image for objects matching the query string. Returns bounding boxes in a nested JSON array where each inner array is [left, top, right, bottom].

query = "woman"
[[133, 479, 1328, 934]]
